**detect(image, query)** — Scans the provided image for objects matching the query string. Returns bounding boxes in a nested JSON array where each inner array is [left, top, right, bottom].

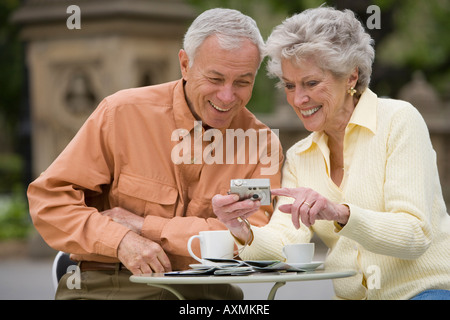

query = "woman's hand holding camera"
[[212, 194, 259, 243]]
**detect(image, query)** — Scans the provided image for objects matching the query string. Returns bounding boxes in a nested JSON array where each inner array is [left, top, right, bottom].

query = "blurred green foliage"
[[0, 153, 23, 193], [376, 0, 450, 95], [0, 185, 31, 240], [0, 154, 30, 240]]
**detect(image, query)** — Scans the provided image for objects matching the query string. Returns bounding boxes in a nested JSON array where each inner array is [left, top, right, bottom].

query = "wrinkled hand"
[[271, 188, 350, 229], [117, 231, 172, 274], [101, 207, 171, 274], [212, 194, 259, 242]]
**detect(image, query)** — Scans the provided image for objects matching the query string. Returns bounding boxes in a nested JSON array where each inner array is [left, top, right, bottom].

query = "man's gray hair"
[[266, 7, 375, 93], [183, 8, 265, 66]]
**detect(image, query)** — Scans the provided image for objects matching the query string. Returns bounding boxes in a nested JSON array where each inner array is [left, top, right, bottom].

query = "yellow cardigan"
[[240, 88, 450, 299]]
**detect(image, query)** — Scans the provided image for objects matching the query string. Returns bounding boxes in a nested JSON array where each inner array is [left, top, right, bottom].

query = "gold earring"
[[347, 87, 357, 96]]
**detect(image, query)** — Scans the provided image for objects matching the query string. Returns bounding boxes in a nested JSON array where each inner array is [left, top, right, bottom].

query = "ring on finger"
[[303, 201, 311, 208]]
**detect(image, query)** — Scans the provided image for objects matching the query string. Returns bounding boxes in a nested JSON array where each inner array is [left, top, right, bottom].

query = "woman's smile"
[[300, 105, 322, 117]]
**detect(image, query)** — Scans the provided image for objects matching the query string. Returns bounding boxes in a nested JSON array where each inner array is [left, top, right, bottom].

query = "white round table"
[[130, 269, 356, 300]]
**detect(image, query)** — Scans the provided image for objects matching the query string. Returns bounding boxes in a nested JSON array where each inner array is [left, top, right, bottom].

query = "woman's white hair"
[[266, 7, 375, 93], [183, 8, 265, 66]]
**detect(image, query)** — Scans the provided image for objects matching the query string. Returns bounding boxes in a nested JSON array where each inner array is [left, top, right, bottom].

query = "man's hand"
[[212, 194, 259, 242], [117, 232, 172, 275], [101, 207, 172, 274], [271, 187, 350, 229]]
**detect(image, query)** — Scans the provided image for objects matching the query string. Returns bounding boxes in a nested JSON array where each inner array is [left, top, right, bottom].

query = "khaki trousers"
[[55, 267, 243, 300]]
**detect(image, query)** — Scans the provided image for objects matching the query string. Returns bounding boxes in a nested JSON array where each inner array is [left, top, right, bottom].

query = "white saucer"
[[287, 261, 323, 271]]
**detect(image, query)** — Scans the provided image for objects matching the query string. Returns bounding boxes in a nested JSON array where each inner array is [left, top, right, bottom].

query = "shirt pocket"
[[117, 173, 178, 218], [185, 187, 229, 219]]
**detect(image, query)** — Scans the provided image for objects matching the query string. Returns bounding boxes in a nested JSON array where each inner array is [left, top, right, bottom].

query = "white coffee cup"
[[187, 230, 235, 264], [282, 243, 315, 264]]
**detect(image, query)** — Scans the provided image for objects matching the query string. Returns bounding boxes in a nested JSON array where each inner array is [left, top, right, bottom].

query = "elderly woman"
[[213, 7, 450, 300]]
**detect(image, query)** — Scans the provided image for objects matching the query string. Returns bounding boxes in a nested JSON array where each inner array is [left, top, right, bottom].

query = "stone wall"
[[12, 0, 196, 178]]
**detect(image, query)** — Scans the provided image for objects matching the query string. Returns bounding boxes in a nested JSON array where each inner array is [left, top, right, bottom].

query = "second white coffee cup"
[[282, 243, 315, 263], [187, 230, 235, 264]]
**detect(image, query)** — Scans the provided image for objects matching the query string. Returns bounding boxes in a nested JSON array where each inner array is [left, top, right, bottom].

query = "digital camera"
[[229, 179, 271, 206]]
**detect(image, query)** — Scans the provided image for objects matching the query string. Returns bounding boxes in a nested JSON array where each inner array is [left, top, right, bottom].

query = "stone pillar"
[[12, 0, 196, 179]]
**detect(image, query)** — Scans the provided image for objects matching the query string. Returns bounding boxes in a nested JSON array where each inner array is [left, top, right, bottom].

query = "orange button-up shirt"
[[27, 79, 283, 270]]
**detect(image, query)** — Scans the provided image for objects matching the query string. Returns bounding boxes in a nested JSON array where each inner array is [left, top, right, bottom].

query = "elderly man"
[[27, 8, 282, 300]]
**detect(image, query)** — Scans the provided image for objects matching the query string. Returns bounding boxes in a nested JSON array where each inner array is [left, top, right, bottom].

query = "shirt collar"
[[295, 88, 378, 154], [173, 79, 198, 133], [348, 87, 377, 135]]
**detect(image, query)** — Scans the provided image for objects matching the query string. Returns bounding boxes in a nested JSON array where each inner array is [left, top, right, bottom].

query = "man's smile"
[[209, 100, 232, 112]]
